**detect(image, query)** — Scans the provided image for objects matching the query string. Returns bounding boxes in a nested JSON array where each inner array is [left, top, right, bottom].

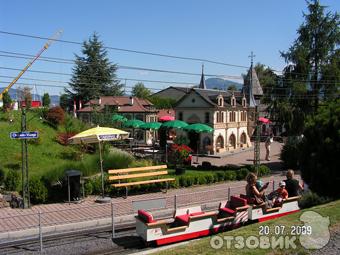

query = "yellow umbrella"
[[69, 126, 129, 201]]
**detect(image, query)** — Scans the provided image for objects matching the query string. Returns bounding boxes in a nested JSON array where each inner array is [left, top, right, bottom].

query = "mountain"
[[205, 78, 243, 91], [0, 88, 60, 105]]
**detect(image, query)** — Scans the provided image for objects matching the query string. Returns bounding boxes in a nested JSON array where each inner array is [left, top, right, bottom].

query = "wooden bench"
[[108, 165, 175, 197]]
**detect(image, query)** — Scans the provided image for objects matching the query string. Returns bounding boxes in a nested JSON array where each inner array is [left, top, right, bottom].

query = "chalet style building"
[[174, 66, 263, 155], [77, 96, 158, 142]]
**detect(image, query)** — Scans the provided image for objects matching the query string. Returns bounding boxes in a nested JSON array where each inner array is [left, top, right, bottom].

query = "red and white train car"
[[136, 195, 301, 246]]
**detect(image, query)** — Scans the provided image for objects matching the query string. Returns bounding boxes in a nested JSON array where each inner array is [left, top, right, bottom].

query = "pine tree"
[[68, 33, 124, 102], [281, 0, 340, 111], [42, 93, 51, 107]]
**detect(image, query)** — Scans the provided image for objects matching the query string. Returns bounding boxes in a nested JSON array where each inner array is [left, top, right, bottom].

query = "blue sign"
[[10, 131, 39, 139]]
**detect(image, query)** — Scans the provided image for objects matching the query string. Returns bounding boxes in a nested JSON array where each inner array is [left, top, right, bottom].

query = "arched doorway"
[[240, 132, 247, 145], [229, 134, 236, 149], [215, 135, 224, 152], [203, 136, 212, 154]]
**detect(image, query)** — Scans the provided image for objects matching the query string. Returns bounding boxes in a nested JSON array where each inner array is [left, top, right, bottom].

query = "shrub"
[[56, 132, 77, 146], [174, 135, 190, 146], [298, 191, 330, 209], [258, 165, 271, 177], [59, 149, 82, 161], [29, 176, 48, 204], [0, 167, 5, 185], [102, 148, 134, 170], [170, 144, 193, 166], [204, 174, 214, 184], [216, 171, 225, 182], [185, 176, 195, 187], [224, 171, 237, 181], [84, 181, 93, 196], [4, 170, 20, 191], [236, 168, 249, 181], [281, 138, 301, 169], [46, 106, 65, 126]]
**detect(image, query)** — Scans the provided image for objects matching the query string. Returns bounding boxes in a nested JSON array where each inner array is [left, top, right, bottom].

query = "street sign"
[[10, 131, 39, 139]]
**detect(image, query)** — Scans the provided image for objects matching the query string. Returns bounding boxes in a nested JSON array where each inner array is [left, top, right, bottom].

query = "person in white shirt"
[[265, 133, 274, 161]]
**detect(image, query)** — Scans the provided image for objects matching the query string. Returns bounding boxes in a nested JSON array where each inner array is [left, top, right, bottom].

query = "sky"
[[0, 0, 339, 96]]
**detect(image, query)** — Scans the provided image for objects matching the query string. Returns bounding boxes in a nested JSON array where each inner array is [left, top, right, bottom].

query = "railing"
[[0, 179, 280, 251]]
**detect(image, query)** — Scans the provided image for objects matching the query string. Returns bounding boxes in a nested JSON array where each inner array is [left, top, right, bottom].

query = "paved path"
[[0, 171, 297, 236], [194, 142, 283, 170]]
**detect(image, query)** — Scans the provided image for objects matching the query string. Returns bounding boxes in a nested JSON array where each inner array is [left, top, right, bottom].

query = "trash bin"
[[65, 170, 81, 203]]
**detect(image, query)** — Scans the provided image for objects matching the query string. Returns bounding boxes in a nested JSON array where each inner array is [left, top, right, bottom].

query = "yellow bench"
[[108, 165, 175, 197]]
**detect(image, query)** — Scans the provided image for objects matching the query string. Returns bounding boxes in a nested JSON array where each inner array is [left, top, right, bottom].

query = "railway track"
[[0, 224, 149, 255]]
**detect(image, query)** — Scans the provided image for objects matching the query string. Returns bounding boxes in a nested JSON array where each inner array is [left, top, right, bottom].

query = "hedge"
[[84, 165, 272, 197]]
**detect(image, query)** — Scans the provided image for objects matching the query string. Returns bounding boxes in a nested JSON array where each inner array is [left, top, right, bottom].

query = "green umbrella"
[[184, 123, 214, 163], [161, 120, 188, 129], [184, 123, 214, 133], [112, 114, 127, 122], [123, 119, 145, 128], [140, 122, 162, 130]]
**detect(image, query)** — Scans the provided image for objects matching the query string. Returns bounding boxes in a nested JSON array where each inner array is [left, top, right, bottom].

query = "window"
[[178, 112, 183, 121], [216, 111, 224, 123], [218, 97, 224, 107], [150, 116, 155, 122], [241, 111, 247, 121], [230, 111, 236, 122], [135, 114, 144, 121], [231, 96, 236, 107], [242, 98, 247, 107], [205, 112, 210, 123]]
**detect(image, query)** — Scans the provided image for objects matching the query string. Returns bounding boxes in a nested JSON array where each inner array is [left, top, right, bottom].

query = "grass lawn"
[[0, 110, 96, 178], [155, 199, 340, 255]]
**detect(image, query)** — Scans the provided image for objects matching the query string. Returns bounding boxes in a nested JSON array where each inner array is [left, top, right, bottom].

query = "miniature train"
[[136, 195, 300, 246]]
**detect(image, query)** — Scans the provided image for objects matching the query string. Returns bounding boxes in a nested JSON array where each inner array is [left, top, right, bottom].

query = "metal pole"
[[165, 143, 168, 163], [98, 141, 105, 198], [111, 202, 115, 239], [196, 138, 199, 163], [272, 180, 275, 192], [174, 194, 177, 209], [228, 187, 231, 200], [38, 211, 43, 253], [68, 175, 70, 205], [25, 138, 30, 208], [21, 108, 25, 209]]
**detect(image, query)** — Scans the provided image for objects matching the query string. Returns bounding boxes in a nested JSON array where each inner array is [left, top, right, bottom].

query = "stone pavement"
[[194, 141, 283, 170]]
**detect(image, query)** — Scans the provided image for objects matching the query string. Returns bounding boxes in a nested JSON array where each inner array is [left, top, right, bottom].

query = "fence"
[[0, 179, 279, 252]]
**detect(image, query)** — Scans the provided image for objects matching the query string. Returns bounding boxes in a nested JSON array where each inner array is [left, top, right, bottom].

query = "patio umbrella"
[[184, 123, 214, 163], [112, 114, 127, 122], [259, 117, 271, 124], [159, 115, 175, 122], [69, 126, 129, 202], [140, 122, 162, 130], [123, 119, 145, 140], [161, 120, 188, 129]]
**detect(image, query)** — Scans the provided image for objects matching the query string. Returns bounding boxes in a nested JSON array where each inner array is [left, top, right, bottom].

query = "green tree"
[[149, 96, 177, 109], [2, 91, 12, 112], [227, 84, 237, 92], [281, 0, 340, 111], [42, 93, 51, 107], [59, 94, 72, 112], [299, 99, 340, 198], [131, 82, 152, 99], [23, 87, 32, 109], [68, 33, 124, 102]]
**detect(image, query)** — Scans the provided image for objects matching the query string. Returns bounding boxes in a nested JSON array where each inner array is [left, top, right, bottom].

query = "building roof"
[[198, 65, 206, 89], [176, 88, 245, 108], [78, 96, 155, 113]]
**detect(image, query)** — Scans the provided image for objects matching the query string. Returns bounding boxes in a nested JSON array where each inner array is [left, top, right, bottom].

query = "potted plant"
[[170, 144, 193, 175]]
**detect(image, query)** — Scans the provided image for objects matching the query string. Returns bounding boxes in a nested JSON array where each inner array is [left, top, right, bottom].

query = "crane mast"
[[0, 30, 63, 100]]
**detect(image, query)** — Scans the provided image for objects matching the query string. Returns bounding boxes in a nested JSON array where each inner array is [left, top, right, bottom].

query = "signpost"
[[10, 131, 39, 139], [10, 109, 39, 209]]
